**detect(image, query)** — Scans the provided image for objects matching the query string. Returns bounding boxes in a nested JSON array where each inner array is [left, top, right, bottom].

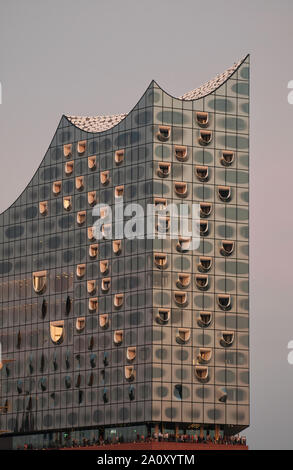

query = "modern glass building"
[[0, 55, 249, 448]]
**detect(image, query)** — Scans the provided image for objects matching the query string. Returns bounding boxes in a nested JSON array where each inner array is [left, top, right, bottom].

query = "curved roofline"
[[64, 78, 155, 135], [65, 54, 249, 134], [157, 53, 249, 102], [0, 55, 249, 216]]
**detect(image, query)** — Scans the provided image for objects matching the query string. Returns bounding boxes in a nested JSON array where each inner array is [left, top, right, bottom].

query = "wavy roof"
[[66, 56, 246, 133]]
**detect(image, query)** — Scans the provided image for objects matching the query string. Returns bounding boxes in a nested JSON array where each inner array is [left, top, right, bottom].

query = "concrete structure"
[[0, 55, 249, 448]]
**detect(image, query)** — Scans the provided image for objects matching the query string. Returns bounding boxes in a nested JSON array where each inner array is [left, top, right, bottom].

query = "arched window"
[[50, 321, 65, 345], [174, 182, 188, 197], [157, 162, 171, 178], [198, 130, 212, 145], [114, 330, 123, 345], [88, 155, 96, 170], [176, 328, 190, 344], [156, 309, 170, 325], [195, 165, 209, 182], [33, 271, 47, 294], [198, 256, 212, 272], [157, 125, 171, 142], [39, 201, 48, 215], [174, 291, 188, 307], [175, 145, 188, 162], [63, 143, 72, 158], [196, 111, 209, 127], [176, 273, 191, 289], [77, 140, 86, 154], [197, 311, 212, 327], [115, 149, 124, 165]]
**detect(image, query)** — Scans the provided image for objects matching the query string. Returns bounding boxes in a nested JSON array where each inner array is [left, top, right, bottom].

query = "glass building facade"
[[0, 55, 249, 448]]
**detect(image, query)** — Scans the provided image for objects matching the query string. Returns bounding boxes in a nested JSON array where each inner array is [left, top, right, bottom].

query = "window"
[[197, 348, 212, 363], [129, 386, 135, 401], [154, 197, 167, 209], [76, 264, 86, 279], [103, 388, 109, 403], [33, 271, 47, 294], [89, 298, 98, 312], [174, 384, 183, 400], [100, 171, 110, 185], [77, 140, 86, 154], [99, 314, 109, 329], [115, 185, 124, 198], [101, 277, 111, 292], [195, 165, 209, 182], [221, 150, 234, 166], [115, 149, 124, 165], [50, 321, 65, 345], [127, 347, 136, 361], [77, 211, 86, 225], [88, 191, 96, 206], [100, 260, 109, 274], [200, 202, 212, 217], [42, 298, 47, 317], [52, 181, 62, 195], [102, 224, 112, 239], [65, 160, 74, 175], [88, 227, 95, 241], [195, 274, 209, 290], [113, 240, 121, 255], [156, 308, 170, 325], [198, 130, 212, 145], [176, 328, 190, 344], [75, 317, 85, 332], [156, 216, 170, 233], [157, 162, 171, 178], [125, 366, 135, 381], [218, 185, 231, 202], [176, 236, 191, 253], [157, 125, 171, 142], [198, 256, 212, 272], [114, 293, 124, 308], [66, 295, 71, 315], [197, 311, 212, 327], [88, 336, 94, 350], [196, 111, 209, 127], [220, 240, 235, 256], [175, 145, 188, 162], [63, 196, 72, 211], [39, 201, 48, 215], [174, 291, 188, 307], [200, 220, 209, 236], [87, 280, 96, 295], [195, 366, 209, 381], [217, 294, 231, 311], [176, 273, 191, 288], [16, 330, 21, 348], [88, 155, 96, 170], [100, 206, 109, 218], [154, 253, 168, 269], [221, 331, 235, 346], [76, 374, 81, 388], [76, 176, 84, 191], [114, 330, 123, 345], [174, 181, 188, 197], [63, 143, 72, 158], [88, 373, 94, 387], [89, 243, 98, 258]]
